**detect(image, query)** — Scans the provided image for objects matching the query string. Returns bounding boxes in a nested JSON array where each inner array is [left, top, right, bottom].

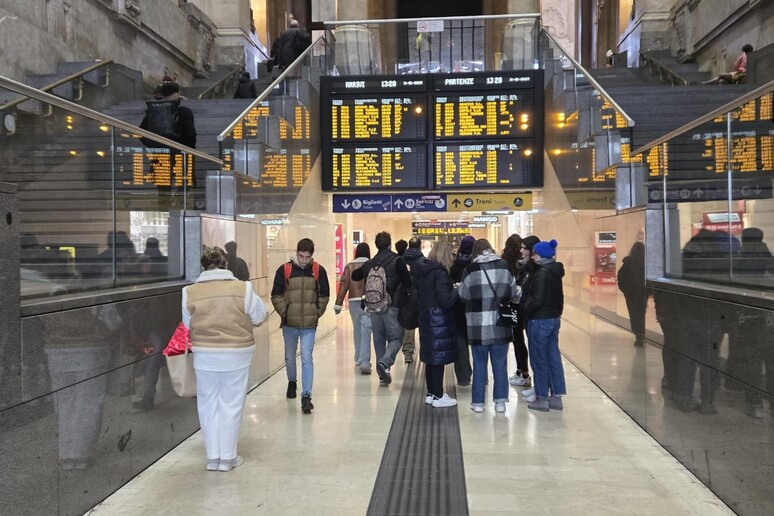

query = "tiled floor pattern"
[[88, 316, 733, 516]]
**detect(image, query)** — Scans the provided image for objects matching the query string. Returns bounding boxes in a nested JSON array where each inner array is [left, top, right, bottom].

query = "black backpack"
[[143, 100, 181, 142], [398, 279, 420, 330]]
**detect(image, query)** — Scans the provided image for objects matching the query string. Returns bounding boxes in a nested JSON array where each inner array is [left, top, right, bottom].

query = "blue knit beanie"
[[533, 239, 558, 258]]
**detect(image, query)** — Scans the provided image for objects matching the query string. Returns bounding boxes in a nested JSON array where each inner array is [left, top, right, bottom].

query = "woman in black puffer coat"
[[415, 240, 459, 408]]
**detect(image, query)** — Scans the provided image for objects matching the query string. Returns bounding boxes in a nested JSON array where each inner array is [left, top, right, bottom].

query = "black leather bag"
[[482, 268, 519, 327], [496, 300, 520, 327]]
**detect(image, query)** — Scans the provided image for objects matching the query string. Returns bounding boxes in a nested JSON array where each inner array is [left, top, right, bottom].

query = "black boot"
[[286, 381, 297, 399], [301, 394, 314, 414]]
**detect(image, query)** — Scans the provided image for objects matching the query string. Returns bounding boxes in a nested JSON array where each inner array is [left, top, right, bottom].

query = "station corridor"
[[87, 316, 733, 516]]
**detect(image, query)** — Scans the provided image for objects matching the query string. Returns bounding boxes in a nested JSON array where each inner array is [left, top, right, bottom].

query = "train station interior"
[[1, 1, 773, 515]]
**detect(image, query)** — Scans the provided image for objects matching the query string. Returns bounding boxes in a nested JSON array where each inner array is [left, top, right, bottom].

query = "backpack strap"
[[283, 262, 292, 286]]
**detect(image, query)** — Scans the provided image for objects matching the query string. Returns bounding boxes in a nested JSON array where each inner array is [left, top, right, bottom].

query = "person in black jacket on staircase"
[[522, 239, 566, 412], [416, 240, 459, 408], [233, 72, 257, 99]]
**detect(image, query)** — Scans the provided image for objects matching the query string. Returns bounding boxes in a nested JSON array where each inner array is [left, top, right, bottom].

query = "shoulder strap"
[[312, 261, 320, 282], [481, 266, 501, 302], [283, 262, 292, 284]]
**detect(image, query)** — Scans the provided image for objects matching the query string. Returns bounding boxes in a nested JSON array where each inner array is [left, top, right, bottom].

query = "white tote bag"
[[166, 346, 196, 397]]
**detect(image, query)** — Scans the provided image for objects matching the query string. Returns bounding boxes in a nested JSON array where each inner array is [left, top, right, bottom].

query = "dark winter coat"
[[522, 259, 565, 320], [233, 76, 257, 99], [351, 249, 411, 308], [270, 257, 330, 328], [457, 251, 519, 346], [415, 259, 458, 366], [272, 28, 312, 69], [449, 252, 471, 335], [139, 101, 196, 149]]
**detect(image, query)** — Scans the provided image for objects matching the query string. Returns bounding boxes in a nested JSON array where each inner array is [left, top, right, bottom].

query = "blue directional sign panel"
[[333, 194, 392, 213], [391, 194, 447, 212]]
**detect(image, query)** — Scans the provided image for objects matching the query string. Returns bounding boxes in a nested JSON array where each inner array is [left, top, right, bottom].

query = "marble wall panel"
[[0, 395, 59, 515], [20, 292, 182, 403], [56, 362, 199, 516]]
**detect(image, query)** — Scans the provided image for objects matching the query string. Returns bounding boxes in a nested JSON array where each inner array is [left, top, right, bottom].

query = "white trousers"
[[195, 366, 250, 461]]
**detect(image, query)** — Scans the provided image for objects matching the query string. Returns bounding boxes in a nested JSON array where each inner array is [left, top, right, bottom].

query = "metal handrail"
[[197, 62, 245, 100], [640, 51, 689, 86], [0, 74, 224, 164], [631, 79, 774, 156], [0, 59, 113, 112], [540, 29, 635, 128], [217, 34, 326, 141], [323, 13, 540, 26]]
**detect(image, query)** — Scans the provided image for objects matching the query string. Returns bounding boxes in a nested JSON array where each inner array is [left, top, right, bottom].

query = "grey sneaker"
[[548, 395, 563, 410], [495, 402, 506, 413], [218, 455, 243, 472], [528, 397, 549, 412]]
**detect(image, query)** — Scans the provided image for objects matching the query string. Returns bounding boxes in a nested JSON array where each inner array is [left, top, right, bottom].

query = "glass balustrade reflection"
[[218, 36, 330, 217], [0, 83, 222, 298], [632, 88, 774, 291]]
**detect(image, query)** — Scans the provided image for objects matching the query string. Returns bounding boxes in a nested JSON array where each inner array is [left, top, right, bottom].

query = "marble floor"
[[88, 316, 734, 516]]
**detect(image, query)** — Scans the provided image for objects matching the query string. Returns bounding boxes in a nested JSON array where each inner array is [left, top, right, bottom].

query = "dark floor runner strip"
[[366, 362, 469, 516]]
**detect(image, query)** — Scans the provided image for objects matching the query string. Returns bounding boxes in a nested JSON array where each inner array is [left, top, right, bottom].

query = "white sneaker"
[[523, 391, 536, 403], [520, 387, 535, 398], [495, 402, 506, 413], [470, 404, 484, 413], [432, 394, 458, 408], [425, 394, 433, 405], [206, 459, 219, 471], [509, 375, 531, 387], [218, 455, 243, 472]]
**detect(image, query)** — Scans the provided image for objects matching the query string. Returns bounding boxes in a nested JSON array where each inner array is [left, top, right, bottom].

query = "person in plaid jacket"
[[457, 239, 520, 413]]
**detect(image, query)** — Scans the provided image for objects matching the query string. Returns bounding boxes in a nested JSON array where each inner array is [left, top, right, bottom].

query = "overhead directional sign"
[[333, 193, 531, 213], [333, 194, 392, 213], [391, 194, 446, 212], [446, 193, 532, 212]]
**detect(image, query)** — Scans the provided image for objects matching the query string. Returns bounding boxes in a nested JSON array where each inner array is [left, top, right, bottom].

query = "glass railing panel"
[[632, 87, 774, 291], [218, 37, 330, 217], [538, 31, 633, 196], [728, 92, 774, 289], [0, 79, 223, 298]]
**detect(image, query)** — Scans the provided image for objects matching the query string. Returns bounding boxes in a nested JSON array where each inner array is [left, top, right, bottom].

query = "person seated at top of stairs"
[[703, 44, 753, 85]]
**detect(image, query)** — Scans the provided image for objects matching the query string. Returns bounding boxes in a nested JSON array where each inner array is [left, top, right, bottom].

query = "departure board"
[[320, 71, 543, 191], [329, 145, 428, 190], [434, 92, 533, 138], [330, 96, 426, 141], [435, 143, 534, 188]]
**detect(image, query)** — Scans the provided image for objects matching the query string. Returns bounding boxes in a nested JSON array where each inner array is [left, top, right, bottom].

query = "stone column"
[[194, 0, 254, 67]]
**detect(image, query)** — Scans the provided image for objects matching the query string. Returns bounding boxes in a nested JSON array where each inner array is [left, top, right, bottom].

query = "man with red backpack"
[[271, 238, 330, 414], [351, 232, 411, 386]]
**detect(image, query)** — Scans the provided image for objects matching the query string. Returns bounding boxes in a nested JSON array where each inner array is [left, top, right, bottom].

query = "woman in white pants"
[[182, 246, 266, 472]]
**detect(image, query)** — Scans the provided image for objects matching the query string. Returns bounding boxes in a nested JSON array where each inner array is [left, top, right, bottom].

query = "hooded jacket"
[[271, 257, 330, 328], [233, 76, 257, 99], [457, 250, 519, 346], [522, 258, 565, 320], [415, 259, 458, 366]]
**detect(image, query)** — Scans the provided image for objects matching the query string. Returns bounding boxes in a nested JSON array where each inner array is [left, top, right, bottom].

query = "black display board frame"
[[320, 70, 543, 192]]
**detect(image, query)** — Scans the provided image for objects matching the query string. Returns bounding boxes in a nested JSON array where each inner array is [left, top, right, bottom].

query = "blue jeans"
[[471, 343, 509, 405], [527, 318, 566, 398], [349, 301, 372, 367], [283, 327, 316, 397], [370, 307, 403, 368]]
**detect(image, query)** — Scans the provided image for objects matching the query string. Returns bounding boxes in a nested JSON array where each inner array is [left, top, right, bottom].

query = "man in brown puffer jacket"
[[271, 238, 330, 414]]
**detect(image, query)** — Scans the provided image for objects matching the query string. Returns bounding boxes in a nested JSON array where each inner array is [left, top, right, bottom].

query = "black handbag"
[[482, 267, 519, 327]]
